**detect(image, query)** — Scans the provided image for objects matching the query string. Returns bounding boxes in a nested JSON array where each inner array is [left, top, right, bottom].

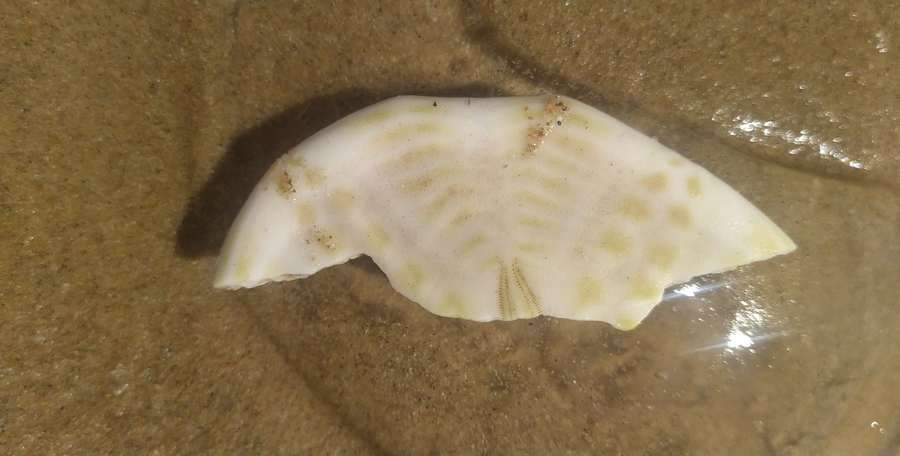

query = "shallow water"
[[2, 1, 898, 454]]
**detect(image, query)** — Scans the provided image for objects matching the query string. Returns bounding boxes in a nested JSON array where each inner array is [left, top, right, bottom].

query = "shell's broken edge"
[[213, 95, 796, 330]]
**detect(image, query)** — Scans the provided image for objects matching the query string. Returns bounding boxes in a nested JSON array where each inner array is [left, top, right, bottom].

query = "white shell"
[[214, 95, 795, 329]]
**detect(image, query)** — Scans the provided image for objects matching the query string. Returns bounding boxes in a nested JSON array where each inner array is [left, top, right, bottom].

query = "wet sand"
[[2, 1, 899, 454]]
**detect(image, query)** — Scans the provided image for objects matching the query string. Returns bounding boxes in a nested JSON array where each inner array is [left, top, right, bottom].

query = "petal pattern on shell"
[[214, 95, 796, 329]]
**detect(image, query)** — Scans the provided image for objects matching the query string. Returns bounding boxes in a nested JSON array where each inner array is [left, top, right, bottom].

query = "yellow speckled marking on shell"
[[686, 176, 702, 197], [423, 190, 455, 219], [648, 243, 678, 270], [540, 176, 570, 194], [296, 202, 315, 226], [459, 233, 487, 255], [301, 166, 326, 188], [511, 259, 541, 317], [543, 154, 580, 174], [401, 263, 424, 291], [668, 157, 686, 167], [264, 264, 283, 277], [619, 196, 651, 221], [234, 242, 256, 281], [384, 144, 440, 171], [482, 255, 503, 270], [517, 190, 558, 211], [616, 316, 640, 331], [440, 292, 466, 317], [235, 255, 250, 281], [641, 172, 669, 192], [545, 133, 593, 160], [668, 204, 692, 227], [352, 108, 393, 127], [312, 228, 340, 252], [517, 242, 546, 253], [577, 277, 602, 309], [748, 223, 784, 253], [400, 168, 454, 194], [279, 156, 325, 188], [448, 210, 474, 227], [599, 230, 631, 254], [518, 215, 552, 229], [368, 224, 391, 249], [282, 154, 305, 167], [629, 275, 659, 300], [565, 112, 608, 135], [330, 189, 356, 209], [402, 175, 437, 194], [725, 250, 752, 265]]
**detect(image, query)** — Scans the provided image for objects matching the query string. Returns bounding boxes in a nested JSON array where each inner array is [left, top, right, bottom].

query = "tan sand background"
[[2, 1, 899, 454]]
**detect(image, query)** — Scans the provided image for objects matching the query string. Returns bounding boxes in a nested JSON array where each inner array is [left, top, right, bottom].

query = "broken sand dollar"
[[213, 95, 795, 329]]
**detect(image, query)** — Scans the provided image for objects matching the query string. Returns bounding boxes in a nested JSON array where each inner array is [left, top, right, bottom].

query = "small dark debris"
[[556, 120, 562, 126], [276, 171, 295, 196], [433, 101, 438, 107]]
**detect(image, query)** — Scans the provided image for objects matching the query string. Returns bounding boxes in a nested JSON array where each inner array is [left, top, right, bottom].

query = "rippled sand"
[[2, 1, 898, 454]]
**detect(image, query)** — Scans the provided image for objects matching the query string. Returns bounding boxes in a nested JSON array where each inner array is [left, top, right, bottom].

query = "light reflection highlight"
[[712, 109, 866, 170], [662, 280, 726, 301], [681, 289, 792, 355], [875, 30, 889, 54], [686, 329, 790, 354], [726, 328, 754, 349]]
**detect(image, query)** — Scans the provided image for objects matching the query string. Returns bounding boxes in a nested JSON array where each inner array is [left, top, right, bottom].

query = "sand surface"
[[2, 1, 899, 454]]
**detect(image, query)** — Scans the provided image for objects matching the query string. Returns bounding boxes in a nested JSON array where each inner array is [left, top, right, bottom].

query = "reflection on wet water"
[[875, 30, 890, 54], [687, 327, 791, 355], [712, 108, 866, 170], [668, 276, 793, 355], [663, 279, 726, 300]]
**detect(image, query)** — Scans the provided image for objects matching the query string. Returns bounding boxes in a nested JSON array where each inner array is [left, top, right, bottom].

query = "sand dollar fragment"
[[214, 95, 795, 329]]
